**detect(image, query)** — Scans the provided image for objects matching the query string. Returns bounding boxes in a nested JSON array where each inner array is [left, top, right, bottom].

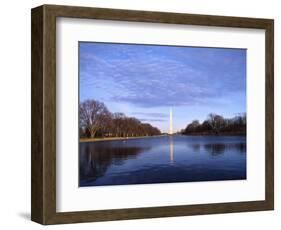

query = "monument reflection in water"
[[79, 135, 246, 187]]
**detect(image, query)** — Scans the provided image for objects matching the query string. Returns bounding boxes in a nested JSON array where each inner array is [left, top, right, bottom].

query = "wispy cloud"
[[133, 112, 168, 118], [79, 42, 246, 109], [140, 118, 167, 122]]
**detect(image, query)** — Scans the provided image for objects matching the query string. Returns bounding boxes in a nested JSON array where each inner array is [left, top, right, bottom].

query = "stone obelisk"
[[169, 107, 173, 135]]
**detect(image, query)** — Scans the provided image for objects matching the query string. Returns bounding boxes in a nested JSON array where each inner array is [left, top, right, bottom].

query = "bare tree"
[[185, 120, 200, 133], [79, 100, 111, 138], [79, 100, 161, 138], [207, 113, 225, 134], [182, 113, 246, 135], [112, 113, 126, 137]]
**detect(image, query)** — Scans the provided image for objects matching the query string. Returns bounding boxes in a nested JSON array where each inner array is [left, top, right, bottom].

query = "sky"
[[79, 42, 246, 133]]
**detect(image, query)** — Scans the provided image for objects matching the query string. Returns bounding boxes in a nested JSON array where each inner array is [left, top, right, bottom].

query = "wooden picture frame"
[[31, 4, 274, 225]]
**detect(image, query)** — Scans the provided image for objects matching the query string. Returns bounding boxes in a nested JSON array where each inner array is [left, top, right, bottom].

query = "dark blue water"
[[79, 135, 246, 187]]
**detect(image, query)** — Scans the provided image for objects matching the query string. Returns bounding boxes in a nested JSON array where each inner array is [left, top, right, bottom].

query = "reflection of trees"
[[79, 142, 148, 184], [204, 144, 226, 156], [202, 143, 246, 156], [191, 144, 201, 153], [235, 143, 246, 154]]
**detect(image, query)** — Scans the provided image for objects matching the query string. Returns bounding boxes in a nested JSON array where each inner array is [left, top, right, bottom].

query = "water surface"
[[79, 135, 246, 186]]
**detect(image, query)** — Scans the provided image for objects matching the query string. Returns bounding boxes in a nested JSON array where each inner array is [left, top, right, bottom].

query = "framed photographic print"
[[31, 4, 274, 224]]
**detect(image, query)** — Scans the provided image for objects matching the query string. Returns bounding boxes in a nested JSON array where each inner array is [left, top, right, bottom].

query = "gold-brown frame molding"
[[31, 4, 274, 225]]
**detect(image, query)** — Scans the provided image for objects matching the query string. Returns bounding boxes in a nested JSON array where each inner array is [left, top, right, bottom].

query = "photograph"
[[30, 4, 274, 224], [78, 42, 247, 187]]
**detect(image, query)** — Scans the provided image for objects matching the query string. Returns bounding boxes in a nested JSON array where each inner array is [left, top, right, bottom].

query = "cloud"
[[139, 118, 167, 122], [79, 42, 246, 108], [132, 112, 168, 118]]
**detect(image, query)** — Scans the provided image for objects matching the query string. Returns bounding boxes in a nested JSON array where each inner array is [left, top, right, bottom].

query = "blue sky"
[[79, 42, 246, 133]]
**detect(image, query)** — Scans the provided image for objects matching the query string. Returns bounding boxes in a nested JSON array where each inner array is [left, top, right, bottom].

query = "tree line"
[[181, 113, 246, 135], [79, 99, 161, 138]]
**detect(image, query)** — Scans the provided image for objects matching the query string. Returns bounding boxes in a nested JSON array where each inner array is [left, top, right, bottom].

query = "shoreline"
[[80, 133, 245, 143], [80, 135, 166, 143], [182, 133, 246, 136]]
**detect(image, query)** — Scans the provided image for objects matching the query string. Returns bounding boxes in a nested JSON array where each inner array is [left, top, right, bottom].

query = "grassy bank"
[[182, 131, 246, 136], [80, 135, 166, 143]]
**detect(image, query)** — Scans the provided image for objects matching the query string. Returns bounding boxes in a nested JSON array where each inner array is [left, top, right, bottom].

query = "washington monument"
[[169, 107, 173, 135]]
